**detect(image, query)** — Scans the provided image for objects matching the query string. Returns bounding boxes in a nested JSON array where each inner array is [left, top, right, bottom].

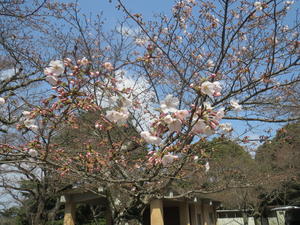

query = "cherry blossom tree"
[[1, 0, 300, 224]]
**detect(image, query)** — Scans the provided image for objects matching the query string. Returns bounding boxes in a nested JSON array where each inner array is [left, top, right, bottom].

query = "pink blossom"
[[95, 123, 103, 129]]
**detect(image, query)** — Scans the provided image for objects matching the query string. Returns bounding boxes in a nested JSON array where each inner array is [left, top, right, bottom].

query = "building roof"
[[271, 206, 300, 211]]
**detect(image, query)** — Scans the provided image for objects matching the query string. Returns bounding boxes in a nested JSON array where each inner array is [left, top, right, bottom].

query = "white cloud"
[[116, 26, 141, 37], [0, 68, 18, 81]]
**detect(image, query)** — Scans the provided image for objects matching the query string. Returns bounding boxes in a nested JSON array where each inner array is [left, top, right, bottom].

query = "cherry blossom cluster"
[[16, 58, 244, 169], [44, 60, 65, 85], [172, 0, 195, 31], [22, 111, 39, 132], [148, 151, 179, 166]]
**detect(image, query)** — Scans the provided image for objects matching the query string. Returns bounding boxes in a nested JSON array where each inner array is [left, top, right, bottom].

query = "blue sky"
[[74, 0, 174, 29], [75, 0, 299, 26]]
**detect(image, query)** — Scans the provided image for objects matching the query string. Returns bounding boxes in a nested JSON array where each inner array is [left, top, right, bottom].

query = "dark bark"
[[111, 203, 145, 225], [34, 198, 45, 225], [47, 197, 62, 222]]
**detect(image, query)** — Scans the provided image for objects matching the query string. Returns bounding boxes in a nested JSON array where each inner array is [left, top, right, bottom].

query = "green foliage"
[[256, 121, 300, 206], [209, 137, 251, 160], [256, 121, 300, 171], [75, 204, 106, 225]]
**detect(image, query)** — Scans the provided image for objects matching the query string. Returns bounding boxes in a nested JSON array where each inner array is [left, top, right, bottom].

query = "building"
[[62, 189, 219, 225], [216, 206, 300, 225]]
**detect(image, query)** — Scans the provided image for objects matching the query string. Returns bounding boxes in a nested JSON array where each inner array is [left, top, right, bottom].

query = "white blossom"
[[254, 2, 263, 11], [186, 0, 196, 4], [44, 60, 64, 76], [164, 115, 182, 132], [22, 111, 31, 118], [174, 110, 189, 120], [281, 25, 289, 32], [286, 1, 294, 5], [162, 153, 178, 166], [192, 119, 214, 135], [24, 119, 38, 132], [102, 62, 114, 71], [114, 198, 121, 206], [241, 46, 247, 52], [201, 81, 222, 98], [206, 59, 215, 68], [28, 149, 38, 157], [215, 108, 225, 121], [106, 107, 129, 124], [160, 95, 179, 113], [161, 27, 169, 34], [140, 131, 162, 146], [0, 97, 5, 105], [219, 123, 232, 132], [194, 155, 199, 162], [80, 57, 89, 65], [135, 38, 148, 46], [205, 161, 210, 172], [24, 119, 35, 128], [230, 99, 242, 111], [203, 102, 213, 110], [176, 36, 183, 43]]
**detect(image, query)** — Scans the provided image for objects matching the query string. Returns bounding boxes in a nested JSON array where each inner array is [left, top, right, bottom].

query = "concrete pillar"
[[190, 204, 198, 225], [63, 195, 76, 225], [150, 199, 164, 225], [180, 202, 191, 225], [200, 202, 207, 225]]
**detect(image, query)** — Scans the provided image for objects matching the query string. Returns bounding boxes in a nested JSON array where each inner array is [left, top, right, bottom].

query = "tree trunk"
[[34, 199, 45, 225], [108, 194, 146, 225], [48, 197, 62, 222], [242, 211, 249, 225]]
